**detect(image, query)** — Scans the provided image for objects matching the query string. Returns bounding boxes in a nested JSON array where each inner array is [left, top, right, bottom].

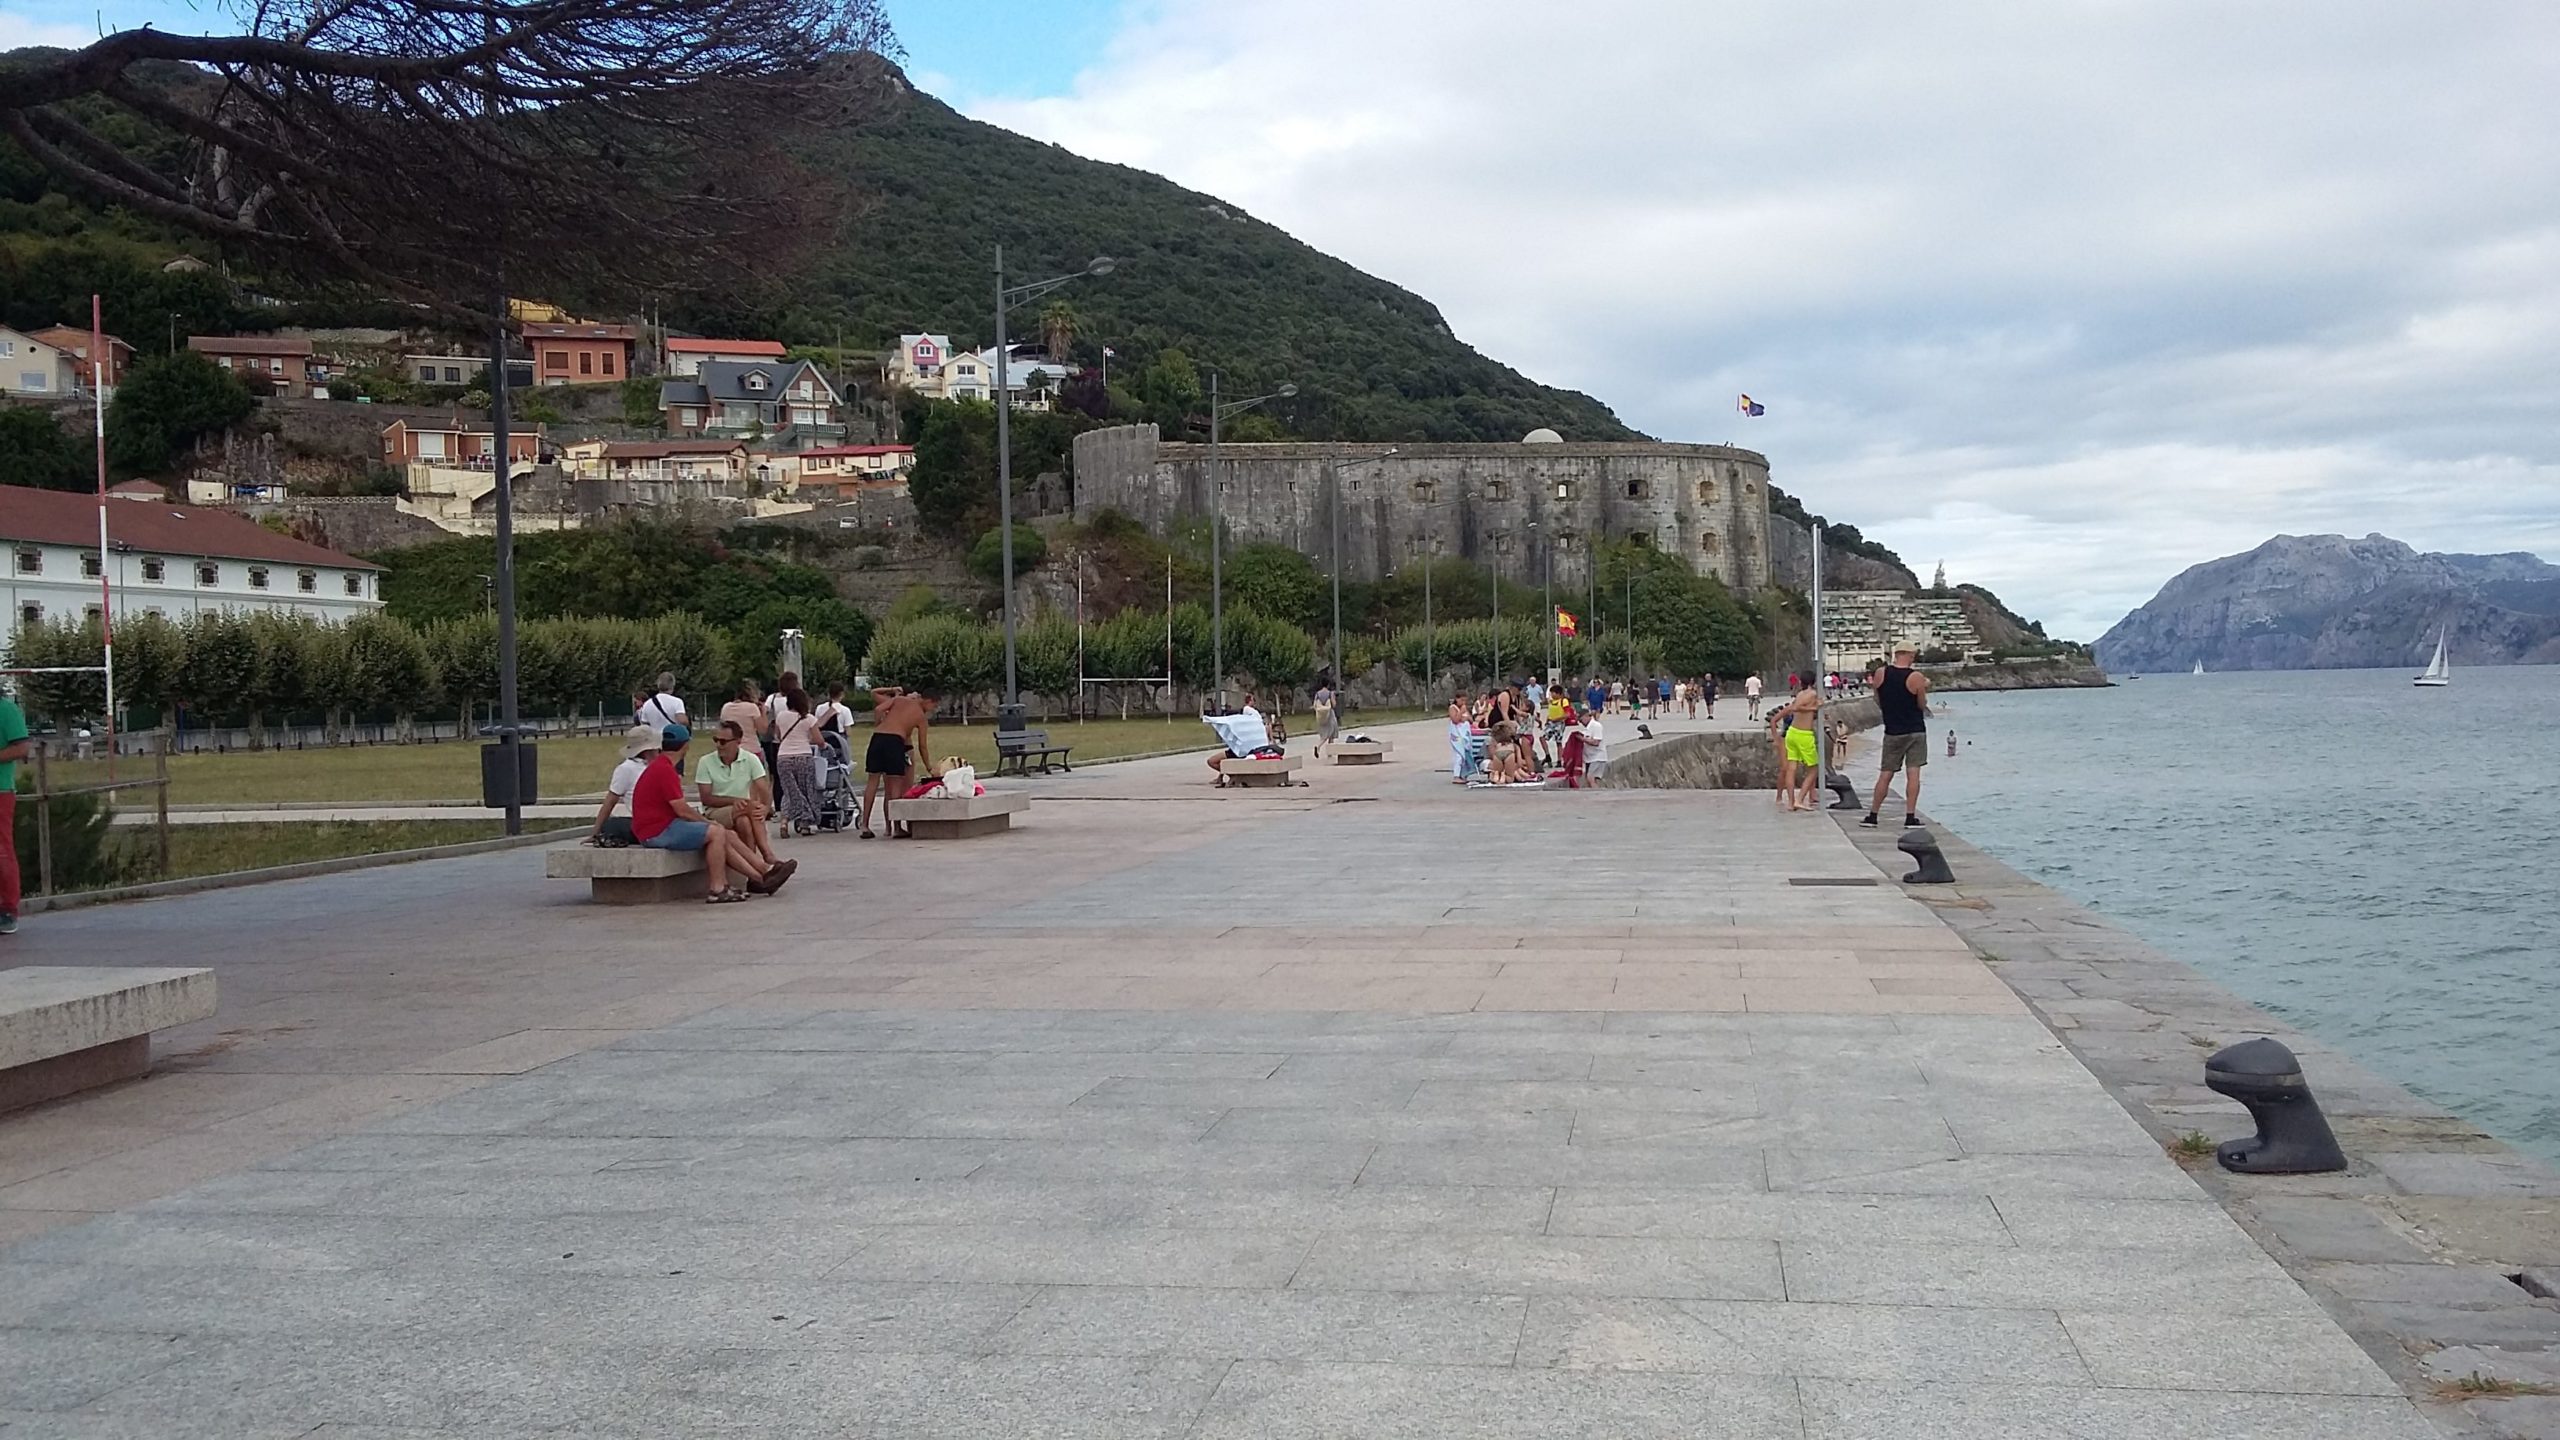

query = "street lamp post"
[[1542, 524, 1557, 682], [1491, 533, 1502, 687], [1325, 446, 1401, 693], [994, 246, 1117, 714], [1205, 369, 1296, 709]]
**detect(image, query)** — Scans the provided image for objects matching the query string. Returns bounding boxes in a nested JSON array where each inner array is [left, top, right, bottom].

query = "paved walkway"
[[0, 718, 2432, 1437]]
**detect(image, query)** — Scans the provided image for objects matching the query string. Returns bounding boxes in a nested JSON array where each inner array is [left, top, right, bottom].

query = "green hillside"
[[0, 55, 1638, 445]]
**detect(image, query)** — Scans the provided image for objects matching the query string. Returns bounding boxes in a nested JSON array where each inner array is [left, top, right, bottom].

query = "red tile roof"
[[28, 326, 133, 357], [594, 441, 746, 459], [0, 484, 379, 569], [798, 445, 914, 458], [521, 322, 638, 342], [665, 338, 785, 356], [188, 334, 313, 357]]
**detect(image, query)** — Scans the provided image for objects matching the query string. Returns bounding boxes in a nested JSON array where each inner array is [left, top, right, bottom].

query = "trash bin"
[[996, 703, 1028, 735], [480, 739, 539, 809]]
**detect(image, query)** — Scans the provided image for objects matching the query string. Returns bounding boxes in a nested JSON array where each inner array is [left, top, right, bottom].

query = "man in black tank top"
[[1863, 645, 1932, 828]]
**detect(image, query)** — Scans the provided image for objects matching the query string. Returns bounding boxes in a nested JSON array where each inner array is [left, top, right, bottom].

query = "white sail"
[[2191, 660, 2204, 675], [2414, 627, 2451, 687]]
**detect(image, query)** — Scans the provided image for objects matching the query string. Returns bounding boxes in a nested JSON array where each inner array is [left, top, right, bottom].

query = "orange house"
[[380, 418, 547, 467], [522, 321, 637, 385], [29, 326, 135, 388]]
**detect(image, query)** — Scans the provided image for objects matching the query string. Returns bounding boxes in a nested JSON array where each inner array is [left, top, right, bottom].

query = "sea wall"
[[1595, 695, 1882, 791], [1930, 659, 2110, 691]]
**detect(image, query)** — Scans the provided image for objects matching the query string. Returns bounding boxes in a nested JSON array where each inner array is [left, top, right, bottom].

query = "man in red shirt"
[[633, 725, 791, 902]]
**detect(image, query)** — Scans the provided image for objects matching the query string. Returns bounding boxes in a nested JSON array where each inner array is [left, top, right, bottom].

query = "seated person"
[[693, 720, 780, 867], [628, 725, 792, 903], [1205, 695, 1271, 786], [585, 723, 659, 844]]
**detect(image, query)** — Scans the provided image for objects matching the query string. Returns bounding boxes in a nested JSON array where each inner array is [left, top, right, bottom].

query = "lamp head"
[[1276, 383, 1298, 398], [1087, 257, 1117, 276]]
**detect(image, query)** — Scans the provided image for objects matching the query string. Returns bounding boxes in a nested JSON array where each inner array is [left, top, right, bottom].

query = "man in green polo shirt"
[[0, 690, 29, 934], [693, 719, 779, 868]]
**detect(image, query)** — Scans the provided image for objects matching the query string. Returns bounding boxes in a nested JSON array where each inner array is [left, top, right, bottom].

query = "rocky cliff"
[[2097, 534, 2560, 672]]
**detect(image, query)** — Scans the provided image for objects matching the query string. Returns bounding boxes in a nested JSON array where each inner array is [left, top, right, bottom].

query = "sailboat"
[[2191, 660, 2205, 676], [2414, 627, 2451, 688]]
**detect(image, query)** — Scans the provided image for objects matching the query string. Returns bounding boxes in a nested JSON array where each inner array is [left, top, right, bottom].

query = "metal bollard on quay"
[[2203, 1037, 2348, 1174], [1825, 773, 1861, 810], [1895, 826, 1956, 884]]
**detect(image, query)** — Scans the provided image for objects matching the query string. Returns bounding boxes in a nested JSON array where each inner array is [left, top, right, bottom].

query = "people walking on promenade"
[[1312, 680, 1339, 758], [770, 685, 822, 833], [1862, 644, 1933, 828], [1702, 672, 1718, 718], [1744, 673, 1763, 719], [1779, 681, 1823, 811]]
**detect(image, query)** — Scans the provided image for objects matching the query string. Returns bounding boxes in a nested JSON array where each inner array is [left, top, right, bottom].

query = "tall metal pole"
[[1544, 530, 1556, 681], [1328, 445, 1343, 689], [1423, 547, 1433, 694], [492, 291, 520, 836], [90, 294, 115, 770], [994, 244, 1019, 710], [1491, 535, 1501, 686], [1207, 369, 1223, 709], [1811, 515, 1826, 771]]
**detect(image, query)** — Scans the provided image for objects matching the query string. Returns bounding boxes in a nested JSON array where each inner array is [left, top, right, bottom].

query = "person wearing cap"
[[584, 723, 660, 846], [630, 723, 793, 902]]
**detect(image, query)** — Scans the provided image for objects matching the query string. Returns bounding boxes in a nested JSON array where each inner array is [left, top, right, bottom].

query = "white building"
[[1819, 590, 1983, 672], [0, 325, 79, 397], [664, 338, 786, 379], [972, 345, 1075, 411], [3, 484, 383, 630]]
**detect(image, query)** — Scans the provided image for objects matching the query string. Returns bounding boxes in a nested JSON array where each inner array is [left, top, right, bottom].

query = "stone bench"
[[2, 966, 218, 1113], [546, 844, 707, 903], [1329, 740, 1393, 765], [1219, 754, 1306, 788], [886, 790, 1028, 839]]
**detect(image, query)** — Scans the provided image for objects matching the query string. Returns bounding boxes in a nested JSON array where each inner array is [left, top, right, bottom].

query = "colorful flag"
[[1555, 609, 1579, 637], [1737, 394, 1765, 416]]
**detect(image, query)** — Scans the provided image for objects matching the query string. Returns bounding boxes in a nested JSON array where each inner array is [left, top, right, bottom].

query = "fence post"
[[32, 741, 53, 899], [155, 725, 173, 880]]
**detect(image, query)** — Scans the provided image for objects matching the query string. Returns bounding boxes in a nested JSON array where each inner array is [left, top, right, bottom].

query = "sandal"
[[707, 888, 748, 904]]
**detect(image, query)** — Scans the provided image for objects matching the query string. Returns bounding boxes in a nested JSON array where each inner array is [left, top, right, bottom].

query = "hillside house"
[[794, 444, 914, 500], [559, 439, 750, 486], [973, 344, 1076, 411], [0, 326, 78, 396], [188, 335, 331, 397], [3, 482, 382, 628], [380, 418, 548, 469], [522, 321, 636, 385], [659, 359, 844, 441], [27, 326, 134, 390], [665, 338, 786, 378], [888, 333, 992, 401]]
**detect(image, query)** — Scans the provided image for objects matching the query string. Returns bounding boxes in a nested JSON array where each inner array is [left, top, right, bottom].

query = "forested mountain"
[[0, 54, 1637, 445]]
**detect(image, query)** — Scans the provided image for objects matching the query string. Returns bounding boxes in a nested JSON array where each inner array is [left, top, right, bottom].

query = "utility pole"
[[1208, 368, 1223, 708]]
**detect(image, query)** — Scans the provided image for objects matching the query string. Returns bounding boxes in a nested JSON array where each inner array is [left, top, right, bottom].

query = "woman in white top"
[[770, 686, 822, 832]]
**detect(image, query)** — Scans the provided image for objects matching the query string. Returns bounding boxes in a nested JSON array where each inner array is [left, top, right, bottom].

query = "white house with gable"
[[3, 483, 383, 631]]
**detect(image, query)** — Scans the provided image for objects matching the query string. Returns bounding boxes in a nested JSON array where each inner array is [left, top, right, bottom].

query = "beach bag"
[[940, 763, 976, 795]]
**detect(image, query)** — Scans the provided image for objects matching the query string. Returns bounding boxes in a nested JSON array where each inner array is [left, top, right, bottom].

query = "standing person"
[[1946, 728, 1957, 759], [1580, 707, 1608, 782], [1608, 678, 1624, 715], [637, 671, 687, 733], [1779, 682, 1823, 811], [1656, 674, 1674, 717], [1862, 645, 1932, 828], [1744, 673, 1763, 720], [860, 684, 937, 838], [1702, 672, 1718, 719], [1312, 680, 1339, 759], [693, 720, 780, 866], [630, 725, 788, 902], [769, 686, 821, 833], [0, 686, 27, 935], [718, 680, 765, 752], [761, 670, 799, 776], [1584, 676, 1606, 718], [1447, 691, 1474, 784]]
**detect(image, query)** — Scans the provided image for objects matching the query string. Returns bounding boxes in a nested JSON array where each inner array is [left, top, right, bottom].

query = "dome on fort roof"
[[1521, 428, 1563, 444]]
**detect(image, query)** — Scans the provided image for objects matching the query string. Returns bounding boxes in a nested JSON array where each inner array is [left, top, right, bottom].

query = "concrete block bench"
[[1330, 740, 1393, 765], [547, 844, 707, 903], [1220, 755, 1306, 788], [2, 966, 217, 1113], [886, 790, 1028, 839]]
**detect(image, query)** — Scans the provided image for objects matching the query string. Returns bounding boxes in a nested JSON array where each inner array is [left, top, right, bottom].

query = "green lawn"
[[44, 708, 1435, 807]]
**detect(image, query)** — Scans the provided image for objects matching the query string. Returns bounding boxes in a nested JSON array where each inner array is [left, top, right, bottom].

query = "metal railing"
[[23, 731, 172, 898]]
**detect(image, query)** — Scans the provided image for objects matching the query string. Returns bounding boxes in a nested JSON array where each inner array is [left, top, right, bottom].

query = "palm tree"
[[1040, 300, 1080, 362]]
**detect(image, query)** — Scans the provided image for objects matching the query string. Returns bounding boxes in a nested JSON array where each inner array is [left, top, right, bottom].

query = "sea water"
[[1917, 666, 2560, 1166]]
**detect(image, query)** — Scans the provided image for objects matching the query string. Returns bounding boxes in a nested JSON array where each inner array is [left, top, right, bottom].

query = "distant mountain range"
[[2098, 534, 2560, 672]]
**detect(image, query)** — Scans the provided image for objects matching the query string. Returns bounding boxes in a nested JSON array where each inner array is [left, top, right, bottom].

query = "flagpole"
[[92, 293, 115, 775]]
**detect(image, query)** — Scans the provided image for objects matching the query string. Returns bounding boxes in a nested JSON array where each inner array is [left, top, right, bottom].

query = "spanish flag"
[[1555, 609, 1579, 637]]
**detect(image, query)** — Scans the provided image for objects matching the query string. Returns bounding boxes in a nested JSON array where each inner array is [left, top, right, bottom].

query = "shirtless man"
[[860, 685, 937, 838], [1777, 682, 1824, 811]]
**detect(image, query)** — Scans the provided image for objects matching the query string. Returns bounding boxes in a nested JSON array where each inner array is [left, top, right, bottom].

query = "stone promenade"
[[0, 718, 2435, 1437]]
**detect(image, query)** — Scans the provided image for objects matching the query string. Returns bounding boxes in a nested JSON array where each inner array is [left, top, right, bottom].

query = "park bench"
[[994, 728, 1074, 776], [546, 844, 706, 904], [1329, 739, 1392, 765], [1219, 754, 1306, 788], [1, 966, 217, 1113], [885, 790, 1029, 839]]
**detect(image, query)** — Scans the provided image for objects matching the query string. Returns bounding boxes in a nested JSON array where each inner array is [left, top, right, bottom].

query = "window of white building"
[[17, 602, 39, 627], [344, 573, 364, 597], [298, 569, 318, 593], [81, 552, 102, 578], [14, 548, 39, 575], [196, 561, 220, 585], [249, 566, 271, 589], [141, 557, 165, 582]]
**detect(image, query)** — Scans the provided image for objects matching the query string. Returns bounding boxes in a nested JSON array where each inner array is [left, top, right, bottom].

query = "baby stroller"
[[812, 731, 858, 833]]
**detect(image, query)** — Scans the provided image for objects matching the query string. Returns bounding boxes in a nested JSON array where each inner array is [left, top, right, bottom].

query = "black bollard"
[[1896, 826, 1956, 884], [1825, 773, 1860, 810], [2204, 1037, 2347, 1174]]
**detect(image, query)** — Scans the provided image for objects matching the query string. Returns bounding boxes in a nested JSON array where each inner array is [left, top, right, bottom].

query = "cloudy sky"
[[10, 2, 2555, 637]]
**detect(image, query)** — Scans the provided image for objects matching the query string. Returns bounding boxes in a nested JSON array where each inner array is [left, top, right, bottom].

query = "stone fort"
[[1070, 424, 1777, 592]]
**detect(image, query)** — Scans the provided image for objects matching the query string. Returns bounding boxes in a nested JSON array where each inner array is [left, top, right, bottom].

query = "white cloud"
[[0, 9, 96, 48], [965, 0, 2560, 638]]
